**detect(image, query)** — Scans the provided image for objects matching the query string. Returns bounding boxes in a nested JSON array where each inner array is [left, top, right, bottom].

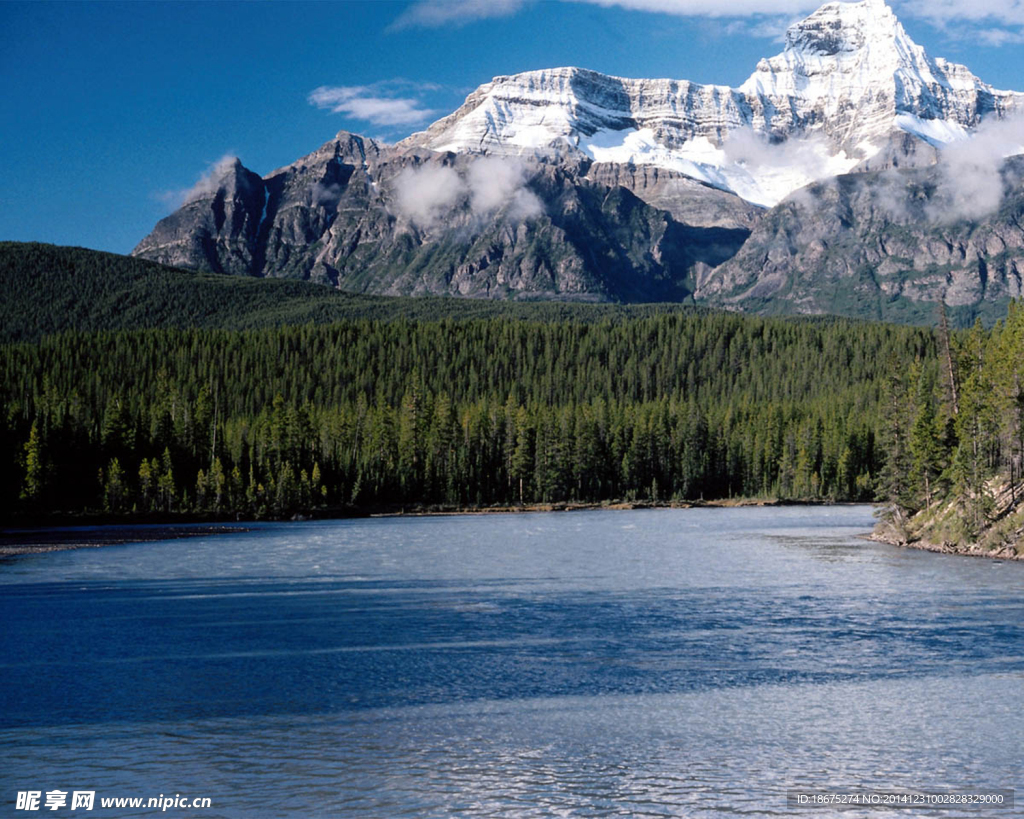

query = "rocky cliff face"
[[134, 134, 750, 301], [696, 157, 1024, 324], [132, 0, 1024, 323], [134, 158, 266, 276]]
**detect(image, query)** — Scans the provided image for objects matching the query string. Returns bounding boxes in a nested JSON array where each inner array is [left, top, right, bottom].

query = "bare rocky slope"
[[133, 135, 753, 303], [133, 0, 1024, 324], [696, 158, 1024, 325]]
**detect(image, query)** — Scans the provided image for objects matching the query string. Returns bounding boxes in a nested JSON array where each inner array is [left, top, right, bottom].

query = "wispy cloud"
[[902, 0, 1024, 45], [308, 81, 440, 127], [397, 0, 1024, 23], [974, 26, 1024, 44], [926, 115, 1024, 223], [155, 154, 239, 209], [393, 0, 1024, 46], [391, 0, 528, 29], [394, 0, 832, 28], [392, 158, 543, 229], [721, 15, 796, 40], [567, 0, 823, 16], [901, 0, 1024, 26]]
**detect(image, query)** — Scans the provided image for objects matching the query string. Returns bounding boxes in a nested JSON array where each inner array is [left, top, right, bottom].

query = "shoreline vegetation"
[[872, 304, 1023, 560], [871, 479, 1024, 561], [1, 242, 1020, 559]]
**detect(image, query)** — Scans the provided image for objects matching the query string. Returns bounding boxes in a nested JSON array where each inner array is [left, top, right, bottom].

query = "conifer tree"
[[20, 421, 43, 504]]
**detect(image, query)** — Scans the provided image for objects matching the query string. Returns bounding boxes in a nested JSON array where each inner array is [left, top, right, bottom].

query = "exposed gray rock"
[[696, 157, 1024, 324], [584, 163, 762, 231], [134, 159, 265, 276], [132, 133, 751, 303]]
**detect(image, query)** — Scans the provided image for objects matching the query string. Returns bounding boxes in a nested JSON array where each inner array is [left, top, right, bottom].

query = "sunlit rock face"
[[405, 0, 1022, 207], [133, 0, 1024, 321]]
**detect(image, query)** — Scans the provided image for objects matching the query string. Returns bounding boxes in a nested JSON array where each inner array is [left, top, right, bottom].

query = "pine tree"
[[908, 369, 946, 510], [951, 321, 995, 540], [210, 457, 226, 512], [511, 407, 532, 503], [879, 355, 913, 513], [20, 421, 43, 504], [103, 458, 127, 514], [157, 447, 176, 513]]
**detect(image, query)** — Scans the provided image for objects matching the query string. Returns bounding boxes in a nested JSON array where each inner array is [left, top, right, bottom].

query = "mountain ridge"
[[403, 0, 1023, 207], [131, 0, 1024, 325]]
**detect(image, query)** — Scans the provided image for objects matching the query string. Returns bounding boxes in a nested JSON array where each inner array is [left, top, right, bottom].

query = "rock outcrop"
[[133, 0, 1024, 323]]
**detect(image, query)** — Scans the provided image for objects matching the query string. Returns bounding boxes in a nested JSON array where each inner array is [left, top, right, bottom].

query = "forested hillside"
[[5, 241, 1019, 541], [0, 242, 704, 343], [877, 305, 1024, 552], [3, 313, 937, 520]]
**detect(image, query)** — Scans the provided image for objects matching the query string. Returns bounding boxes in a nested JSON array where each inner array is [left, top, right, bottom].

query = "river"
[[2, 506, 1022, 817]]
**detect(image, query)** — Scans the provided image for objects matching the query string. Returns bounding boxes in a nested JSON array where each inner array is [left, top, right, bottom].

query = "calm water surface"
[[2, 507, 1022, 817]]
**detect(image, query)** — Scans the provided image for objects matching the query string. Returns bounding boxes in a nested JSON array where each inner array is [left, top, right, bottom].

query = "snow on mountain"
[[405, 0, 1023, 208]]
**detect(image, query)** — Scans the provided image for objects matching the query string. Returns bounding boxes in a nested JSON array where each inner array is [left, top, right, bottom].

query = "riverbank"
[[366, 497, 845, 517], [870, 480, 1023, 561], [1, 498, 854, 556], [867, 529, 1023, 561], [0, 524, 252, 558]]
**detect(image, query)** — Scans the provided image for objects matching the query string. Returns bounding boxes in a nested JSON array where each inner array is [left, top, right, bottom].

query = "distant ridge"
[[130, 0, 1024, 324], [0, 242, 716, 343]]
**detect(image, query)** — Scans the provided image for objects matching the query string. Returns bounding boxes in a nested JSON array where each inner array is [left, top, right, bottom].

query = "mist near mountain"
[[133, 0, 1024, 325]]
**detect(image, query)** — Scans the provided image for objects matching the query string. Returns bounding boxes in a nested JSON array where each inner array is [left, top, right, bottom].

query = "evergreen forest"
[[2, 312, 931, 520], [2, 243, 1021, 549]]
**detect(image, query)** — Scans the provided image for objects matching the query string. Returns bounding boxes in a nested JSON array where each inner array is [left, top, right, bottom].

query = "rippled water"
[[2, 507, 1023, 817]]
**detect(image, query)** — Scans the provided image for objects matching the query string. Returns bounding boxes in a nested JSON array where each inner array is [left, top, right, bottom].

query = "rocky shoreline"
[[867, 530, 1022, 561]]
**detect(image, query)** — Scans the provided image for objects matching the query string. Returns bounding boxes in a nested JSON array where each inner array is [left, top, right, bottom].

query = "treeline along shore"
[[874, 304, 1024, 556], [2, 296, 1021, 554], [4, 312, 917, 520]]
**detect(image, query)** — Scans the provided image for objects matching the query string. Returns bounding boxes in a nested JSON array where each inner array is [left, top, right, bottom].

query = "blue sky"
[[2, 0, 1023, 255]]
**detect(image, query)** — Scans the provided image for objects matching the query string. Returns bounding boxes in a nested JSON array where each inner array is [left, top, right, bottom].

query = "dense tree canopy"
[[2, 311, 943, 520], [879, 303, 1024, 544]]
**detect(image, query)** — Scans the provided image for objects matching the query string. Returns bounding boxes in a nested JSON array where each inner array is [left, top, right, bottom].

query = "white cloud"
[[394, 0, 1024, 46], [156, 154, 239, 209], [901, 0, 1024, 26], [724, 127, 834, 175], [394, 165, 467, 227], [308, 82, 439, 127], [466, 157, 543, 218], [721, 16, 796, 40], [393, 158, 544, 229], [927, 115, 1024, 223], [395, 0, 836, 28], [396, 0, 1024, 23], [391, 0, 528, 28], [567, 0, 823, 16], [973, 26, 1024, 44]]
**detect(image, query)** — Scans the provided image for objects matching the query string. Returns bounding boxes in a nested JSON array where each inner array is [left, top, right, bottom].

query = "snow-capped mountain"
[[133, 0, 1024, 325], [406, 0, 1022, 207]]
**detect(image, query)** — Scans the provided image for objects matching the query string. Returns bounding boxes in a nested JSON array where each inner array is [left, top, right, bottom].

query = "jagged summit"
[[743, 0, 926, 104], [405, 0, 1022, 206], [741, 0, 1004, 147], [131, 0, 1024, 323]]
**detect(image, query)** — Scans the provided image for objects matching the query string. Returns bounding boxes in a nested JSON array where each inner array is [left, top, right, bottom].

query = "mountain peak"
[[741, 0, 928, 102], [784, 0, 902, 56], [405, 0, 1022, 208]]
